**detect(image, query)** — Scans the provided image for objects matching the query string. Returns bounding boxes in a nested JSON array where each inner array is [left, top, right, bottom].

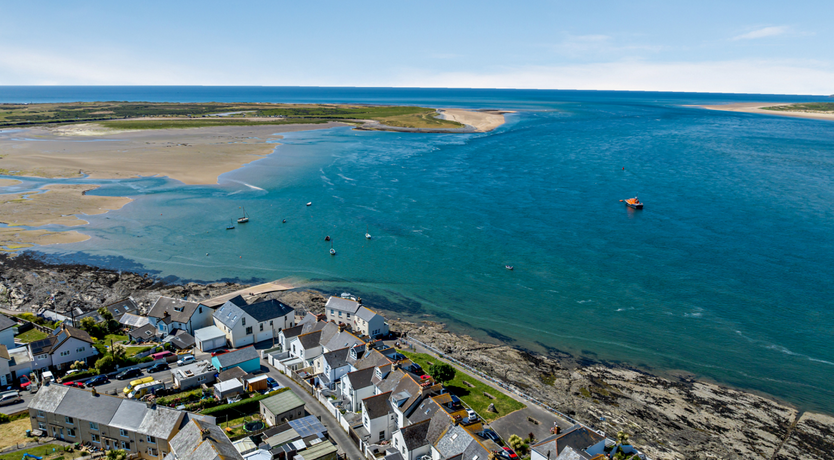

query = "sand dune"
[[695, 103, 834, 121], [437, 109, 511, 132]]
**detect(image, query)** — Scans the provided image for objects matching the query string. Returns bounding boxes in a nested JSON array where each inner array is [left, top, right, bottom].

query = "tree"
[[96, 355, 115, 373], [428, 362, 456, 384], [98, 307, 114, 322], [70, 360, 85, 370], [111, 343, 127, 362], [107, 449, 127, 460], [80, 317, 103, 339]]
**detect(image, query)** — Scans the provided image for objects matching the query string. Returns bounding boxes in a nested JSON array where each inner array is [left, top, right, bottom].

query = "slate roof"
[[356, 306, 379, 323], [0, 314, 16, 332], [376, 369, 406, 394], [390, 374, 423, 413], [129, 323, 157, 341], [168, 419, 243, 460], [317, 322, 341, 348], [148, 297, 201, 324], [213, 301, 248, 329], [460, 434, 491, 460], [322, 331, 365, 353], [261, 390, 305, 416], [243, 299, 294, 323], [218, 366, 248, 383], [362, 391, 393, 419], [281, 325, 304, 341], [322, 347, 351, 369], [297, 331, 323, 350], [398, 419, 431, 451], [28, 383, 70, 412], [355, 349, 394, 370], [215, 346, 259, 369], [426, 411, 453, 446], [345, 367, 376, 389], [433, 424, 474, 459], [531, 426, 605, 459], [166, 330, 195, 349], [104, 298, 139, 321], [408, 397, 443, 424], [325, 296, 362, 314], [53, 385, 122, 425]]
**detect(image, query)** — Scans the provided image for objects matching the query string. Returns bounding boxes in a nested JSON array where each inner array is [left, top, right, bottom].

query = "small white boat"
[[307, 202, 312, 206], [365, 233, 372, 239], [237, 206, 249, 224], [505, 265, 514, 271], [330, 239, 336, 255]]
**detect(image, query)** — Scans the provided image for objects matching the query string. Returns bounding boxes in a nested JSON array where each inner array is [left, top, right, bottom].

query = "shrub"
[[96, 355, 116, 373], [508, 435, 525, 454], [0, 413, 10, 424]]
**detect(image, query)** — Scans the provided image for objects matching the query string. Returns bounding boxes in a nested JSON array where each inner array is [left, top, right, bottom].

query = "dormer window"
[[174, 306, 184, 312]]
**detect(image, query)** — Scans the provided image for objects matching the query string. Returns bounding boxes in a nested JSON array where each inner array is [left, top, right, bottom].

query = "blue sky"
[[1, 1, 832, 94]]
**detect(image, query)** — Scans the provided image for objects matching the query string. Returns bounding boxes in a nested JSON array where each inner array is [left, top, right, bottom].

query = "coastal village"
[[0, 280, 643, 460]]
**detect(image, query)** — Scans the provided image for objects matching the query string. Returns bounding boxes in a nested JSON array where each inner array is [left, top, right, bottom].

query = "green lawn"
[[398, 350, 526, 422], [0, 443, 83, 460], [14, 328, 48, 343], [102, 333, 128, 344], [124, 346, 152, 357]]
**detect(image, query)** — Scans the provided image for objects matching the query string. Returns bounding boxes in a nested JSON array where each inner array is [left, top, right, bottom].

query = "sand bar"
[[0, 179, 22, 187], [0, 228, 90, 251], [437, 109, 511, 132], [0, 122, 347, 185], [0, 183, 132, 227], [695, 103, 834, 121]]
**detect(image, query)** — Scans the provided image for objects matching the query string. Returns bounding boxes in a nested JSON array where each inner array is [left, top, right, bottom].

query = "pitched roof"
[[376, 369, 406, 394], [30, 325, 94, 355], [218, 366, 247, 383], [297, 330, 323, 350], [0, 344, 9, 361], [281, 325, 304, 340], [242, 299, 294, 323], [297, 440, 338, 460], [356, 306, 379, 323], [426, 411, 453, 446], [325, 296, 362, 314], [261, 390, 305, 415], [104, 298, 139, 321], [129, 323, 157, 340], [390, 374, 423, 413], [51, 386, 122, 424], [0, 314, 16, 332], [408, 397, 443, 424], [362, 391, 393, 419], [148, 297, 201, 324], [322, 330, 365, 353], [120, 313, 150, 328], [433, 424, 474, 459], [226, 295, 248, 307], [345, 367, 376, 389], [321, 348, 351, 369], [532, 426, 605, 459], [355, 348, 394, 370], [215, 346, 259, 368], [169, 419, 243, 460], [28, 383, 70, 412], [213, 301, 248, 329], [317, 322, 341, 348], [398, 419, 431, 450], [166, 330, 195, 349]]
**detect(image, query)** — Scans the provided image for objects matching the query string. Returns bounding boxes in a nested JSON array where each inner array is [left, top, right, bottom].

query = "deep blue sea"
[[2, 87, 833, 413]]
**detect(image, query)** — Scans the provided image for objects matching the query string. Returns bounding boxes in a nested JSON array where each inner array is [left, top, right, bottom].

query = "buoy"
[[622, 167, 625, 170], [206, 253, 209, 256]]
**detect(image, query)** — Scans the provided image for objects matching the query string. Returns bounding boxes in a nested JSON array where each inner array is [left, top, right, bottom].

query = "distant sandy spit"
[[0, 179, 22, 187], [437, 109, 512, 132], [0, 228, 90, 251], [0, 122, 347, 185], [694, 103, 834, 121], [0, 184, 133, 228]]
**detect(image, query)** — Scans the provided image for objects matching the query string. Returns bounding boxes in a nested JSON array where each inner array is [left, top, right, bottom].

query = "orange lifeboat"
[[624, 196, 643, 209]]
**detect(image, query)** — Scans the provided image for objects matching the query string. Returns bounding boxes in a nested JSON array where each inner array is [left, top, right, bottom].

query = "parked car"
[[65, 369, 81, 377], [115, 368, 142, 380], [177, 354, 196, 366], [86, 375, 109, 386], [266, 377, 279, 388], [466, 408, 479, 422], [479, 429, 500, 443], [501, 447, 518, 460], [19, 375, 32, 389], [151, 351, 175, 361], [63, 381, 85, 388], [0, 390, 22, 406], [210, 349, 229, 357], [148, 361, 170, 373]]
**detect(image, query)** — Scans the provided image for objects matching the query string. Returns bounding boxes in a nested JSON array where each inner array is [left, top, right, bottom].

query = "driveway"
[[264, 359, 364, 460]]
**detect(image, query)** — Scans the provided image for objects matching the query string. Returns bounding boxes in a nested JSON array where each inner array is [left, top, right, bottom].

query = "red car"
[[211, 349, 230, 357], [19, 375, 32, 389], [63, 381, 85, 389], [501, 448, 518, 460]]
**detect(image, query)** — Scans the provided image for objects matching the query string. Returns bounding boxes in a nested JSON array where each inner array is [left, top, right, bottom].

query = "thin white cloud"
[[733, 26, 790, 41]]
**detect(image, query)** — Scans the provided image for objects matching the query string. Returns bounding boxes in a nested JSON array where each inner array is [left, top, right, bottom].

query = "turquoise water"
[[2, 87, 834, 413]]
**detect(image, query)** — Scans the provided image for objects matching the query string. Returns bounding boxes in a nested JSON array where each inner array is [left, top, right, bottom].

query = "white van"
[[41, 371, 55, 384], [127, 380, 165, 399]]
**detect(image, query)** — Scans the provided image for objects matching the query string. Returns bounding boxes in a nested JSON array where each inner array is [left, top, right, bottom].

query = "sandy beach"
[[437, 109, 511, 132], [0, 179, 22, 187], [695, 102, 834, 121], [0, 228, 90, 251], [0, 122, 347, 185]]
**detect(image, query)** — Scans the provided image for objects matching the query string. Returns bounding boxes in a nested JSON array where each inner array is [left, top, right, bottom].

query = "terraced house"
[[28, 384, 201, 459]]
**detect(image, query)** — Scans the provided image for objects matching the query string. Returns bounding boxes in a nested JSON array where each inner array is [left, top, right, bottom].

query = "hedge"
[[201, 388, 288, 419]]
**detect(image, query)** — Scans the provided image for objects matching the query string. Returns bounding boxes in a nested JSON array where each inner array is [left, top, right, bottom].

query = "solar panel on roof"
[[288, 415, 327, 438], [30, 338, 53, 355]]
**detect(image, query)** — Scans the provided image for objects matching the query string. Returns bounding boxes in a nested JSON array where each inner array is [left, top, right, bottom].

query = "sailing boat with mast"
[[237, 206, 249, 223], [330, 238, 336, 256], [226, 218, 235, 230], [365, 224, 372, 240]]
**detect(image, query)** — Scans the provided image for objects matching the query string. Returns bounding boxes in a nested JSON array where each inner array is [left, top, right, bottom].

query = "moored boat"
[[237, 206, 249, 223], [624, 196, 643, 209]]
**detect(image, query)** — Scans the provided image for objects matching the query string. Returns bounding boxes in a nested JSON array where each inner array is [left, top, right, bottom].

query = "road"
[[264, 358, 364, 460]]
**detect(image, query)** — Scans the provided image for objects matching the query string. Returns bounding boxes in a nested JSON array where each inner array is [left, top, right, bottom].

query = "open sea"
[[2, 86, 833, 413]]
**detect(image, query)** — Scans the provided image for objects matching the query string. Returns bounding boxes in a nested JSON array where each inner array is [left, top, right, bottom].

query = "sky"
[[1, 1, 832, 94]]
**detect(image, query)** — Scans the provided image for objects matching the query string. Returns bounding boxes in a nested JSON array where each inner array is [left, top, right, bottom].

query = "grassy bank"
[[97, 118, 329, 130], [762, 102, 834, 113], [398, 349, 525, 422]]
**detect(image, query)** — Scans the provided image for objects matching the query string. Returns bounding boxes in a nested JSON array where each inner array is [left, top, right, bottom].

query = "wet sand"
[[0, 179, 22, 187], [0, 228, 90, 251], [437, 109, 511, 132], [0, 122, 348, 185], [694, 103, 834, 121], [0, 184, 133, 227]]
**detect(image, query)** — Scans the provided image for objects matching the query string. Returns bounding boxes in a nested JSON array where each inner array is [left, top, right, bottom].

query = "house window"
[[379, 430, 385, 440], [270, 320, 273, 325], [246, 326, 253, 335], [67, 428, 76, 437], [122, 440, 130, 450], [147, 447, 158, 456], [38, 422, 46, 430], [120, 429, 128, 437], [198, 376, 206, 382], [199, 307, 202, 314], [260, 323, 264, 332], [37, 410, 44, 418], [90, 422, 98, 431], [65, 416, 74, 425], [61, 351, 70, 356], [77, 347, 85, 352], [147, 435, 156, 444], [242, 317, 246, 326], [394, 438, 398, 447], [91, 434, 100, 443]]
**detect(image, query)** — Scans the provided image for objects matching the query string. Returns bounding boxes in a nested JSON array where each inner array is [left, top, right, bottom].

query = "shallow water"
[[3, 87, 833, 413]]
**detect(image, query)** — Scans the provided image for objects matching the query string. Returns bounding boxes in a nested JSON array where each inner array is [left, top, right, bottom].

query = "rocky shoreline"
[[1, 253, 832, 459]]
